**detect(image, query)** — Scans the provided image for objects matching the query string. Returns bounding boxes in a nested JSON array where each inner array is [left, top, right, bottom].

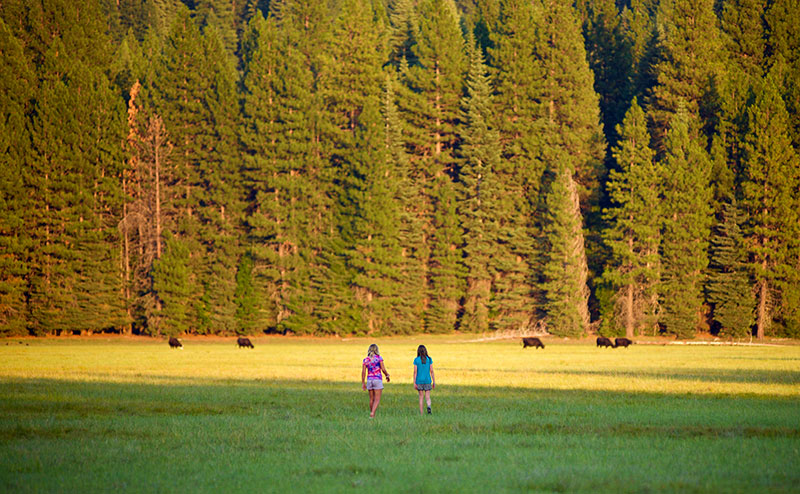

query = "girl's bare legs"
[[424, 390, 431, 412], [418, 390, 425, 414], [370, 389, 382, 417]]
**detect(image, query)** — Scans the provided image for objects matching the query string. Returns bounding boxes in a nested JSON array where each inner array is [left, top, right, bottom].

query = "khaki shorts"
[[366, 379, 384, 390]]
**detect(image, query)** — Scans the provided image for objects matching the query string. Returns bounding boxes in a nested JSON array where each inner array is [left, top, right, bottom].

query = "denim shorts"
[[366, 379, 384, 390], [416, 383, 432, 391]]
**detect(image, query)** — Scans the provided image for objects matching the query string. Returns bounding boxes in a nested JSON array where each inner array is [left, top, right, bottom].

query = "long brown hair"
[[417, 345, 429, 364]]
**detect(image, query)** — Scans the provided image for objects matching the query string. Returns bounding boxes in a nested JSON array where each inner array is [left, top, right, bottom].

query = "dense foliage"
[[1, 0, 798, 338]]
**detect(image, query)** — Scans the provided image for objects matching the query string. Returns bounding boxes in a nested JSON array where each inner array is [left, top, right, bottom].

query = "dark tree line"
[[0, 0, 798, 339]]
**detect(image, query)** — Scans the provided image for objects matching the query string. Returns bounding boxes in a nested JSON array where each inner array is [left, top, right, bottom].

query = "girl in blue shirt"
[[413, 345, 435, 415]]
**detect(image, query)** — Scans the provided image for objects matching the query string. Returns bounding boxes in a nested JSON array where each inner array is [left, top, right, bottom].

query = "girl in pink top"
[[361, 344, 390, 418]]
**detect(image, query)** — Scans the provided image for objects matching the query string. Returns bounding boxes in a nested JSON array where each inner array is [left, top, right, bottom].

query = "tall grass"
[[1, 337, 799, 493]]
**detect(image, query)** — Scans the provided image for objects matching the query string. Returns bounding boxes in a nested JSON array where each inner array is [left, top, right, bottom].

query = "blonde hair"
[[367, 344, 379, 357]]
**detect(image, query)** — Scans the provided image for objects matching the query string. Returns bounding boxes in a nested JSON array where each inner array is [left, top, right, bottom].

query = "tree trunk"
[[756, 276, 767, 339]]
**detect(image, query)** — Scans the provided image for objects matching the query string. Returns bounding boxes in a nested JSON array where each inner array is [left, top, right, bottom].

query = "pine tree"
[[195, 0, 240, 56], [648, 0, 725, 150], [542, 163, 591, 337], [717, 0, 766, 202], [383, 73, 425, 335], [459, 38, 501, 333], [485, 0, 546, 332], [537, 0, 605, 334], [254, 0, 333, 335], [142, 10, 208, 332], [707, 200, 754, 339], [580, 0, 634, 147], [765, 0, 800, 148], [0, 19, 34, 336], [386, 0, 417, 69], [234, 252, 258, 335], [194, 25, 245, 335], [398, 0, 467, 333], [317, 0, 404, 335], [151, 233, 192, 335], [240, 11, 281, 333], [741, 76, 800, 338], [620, 0, 658, 100], [143, 11, 244, 335], [602, 98, 661, 337], [658, 107, 713, 338], [22, 0, 129, 335]]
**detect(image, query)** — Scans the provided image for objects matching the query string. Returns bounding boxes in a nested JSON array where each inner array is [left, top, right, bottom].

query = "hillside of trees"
[[0, 0, 798, 339]]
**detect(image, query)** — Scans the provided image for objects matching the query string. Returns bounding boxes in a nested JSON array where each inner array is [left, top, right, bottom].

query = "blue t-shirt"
[[413, 356, 433, 384]]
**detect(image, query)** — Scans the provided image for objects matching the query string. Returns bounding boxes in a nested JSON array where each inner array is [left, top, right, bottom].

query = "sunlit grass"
[[1, 336, 799, 493], [2, 336, 798, 395]]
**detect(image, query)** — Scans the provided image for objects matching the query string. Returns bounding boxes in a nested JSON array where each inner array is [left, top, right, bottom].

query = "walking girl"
[[413, 345, 435, 414], [362, 344, 390, 418]]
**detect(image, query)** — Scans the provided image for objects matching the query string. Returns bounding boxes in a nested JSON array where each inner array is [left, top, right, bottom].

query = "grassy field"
[[1, 336, 799, 493]]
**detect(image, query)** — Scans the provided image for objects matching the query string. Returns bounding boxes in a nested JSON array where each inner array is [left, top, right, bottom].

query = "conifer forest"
[[0, 0, 798, 339]]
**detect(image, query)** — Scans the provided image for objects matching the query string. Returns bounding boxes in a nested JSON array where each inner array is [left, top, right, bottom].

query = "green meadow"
[[1, 337, 799, 493]]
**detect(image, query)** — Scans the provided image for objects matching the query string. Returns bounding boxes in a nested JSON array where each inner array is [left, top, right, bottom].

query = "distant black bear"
[[522, 337, 545, 349], [237, 337, 254, 349], [596, 336, 615, 348], [615, 337, 633, 348], [168, 337, 183, 349]]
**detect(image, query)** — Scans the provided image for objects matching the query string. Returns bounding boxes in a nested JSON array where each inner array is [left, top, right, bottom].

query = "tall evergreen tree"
[[542, 163, 591, 337], [648, 0, 724, 150], [398, 0, 467, 333], [537, 0, 605, 333], [383, 73, 426, 334], [658, 107, 713, 338], [602, 98, 661, 337], [707, 200, 754, 339], [579, 0, 634, 148], [459, 38, 501, 333], [141, 10, 245, 335], [717, 0, 766, 201], [254, 0, 332, 334], [318, 0, 407, 335], [240, 11, 281, 333], [0, 20, 34, 336], [741, 77, 800, 338], [765, 0, 800, 148], [620, 0, 658, 100], [22, 0, 129, 335], [485, 0, 545, 332]]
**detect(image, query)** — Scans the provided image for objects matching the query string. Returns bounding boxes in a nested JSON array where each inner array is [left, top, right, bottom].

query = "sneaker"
[[427, 406, 432, 414]]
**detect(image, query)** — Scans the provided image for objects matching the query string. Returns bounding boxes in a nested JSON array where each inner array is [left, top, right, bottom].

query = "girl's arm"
[[380, 361, 390, 382], [361, 363, 367, 390], [413, 364, 418, 390], [431, 365, 435, 389]]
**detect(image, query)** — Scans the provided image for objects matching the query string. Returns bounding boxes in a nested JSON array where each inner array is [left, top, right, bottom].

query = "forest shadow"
[[529, 367, 800, 386], [2, 375, 799, 439]]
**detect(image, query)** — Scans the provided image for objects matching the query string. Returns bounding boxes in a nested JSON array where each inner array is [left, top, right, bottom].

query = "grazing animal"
[[596, 336, 615, 348], [168, 337, 183, 349], [522, 337, 545, 349], [237, 337, 254, 349], [615, 337, 633, 348]]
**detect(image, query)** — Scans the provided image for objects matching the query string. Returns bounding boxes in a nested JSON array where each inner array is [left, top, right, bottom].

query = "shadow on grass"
[[3, 377, 800, 493], [2, 376, 799, 439], [527, 367, 800, 386]]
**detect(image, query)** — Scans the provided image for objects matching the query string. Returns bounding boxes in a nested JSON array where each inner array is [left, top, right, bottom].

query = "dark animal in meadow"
[[168, 337, 183, 349], [237, 337, 254, 349], [522, 337, 545, 349], [596, 336, 615, 348], [615, 337, 633, 348]]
